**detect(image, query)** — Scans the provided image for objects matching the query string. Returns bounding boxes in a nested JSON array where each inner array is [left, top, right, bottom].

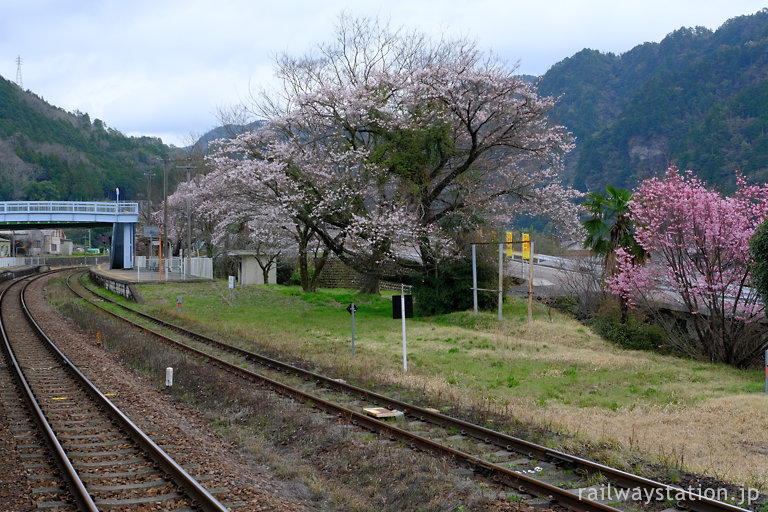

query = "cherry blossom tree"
[[210, 15, 582, 293], [607, 167, 768, 367], [158, 178, 217, 258], [153, 184, 188, 256], [199, 141, 329, 291]]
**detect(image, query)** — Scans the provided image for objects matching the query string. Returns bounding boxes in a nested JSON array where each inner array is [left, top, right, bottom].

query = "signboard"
[[522, 233, 530, 260], [506, 231, 513, 257], [346, 303, 358, 314], [144, 225, 160, 237], [392, 295, 413, 319], [228, 276, 236, 289]]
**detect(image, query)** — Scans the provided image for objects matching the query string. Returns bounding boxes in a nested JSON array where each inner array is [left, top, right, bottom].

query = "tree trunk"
[[298, 238, 310, 292], [359, 273, 380, 295], [619, 296, 628, 324], [308, 250, 329, 292], [262, 265, 270, 285]]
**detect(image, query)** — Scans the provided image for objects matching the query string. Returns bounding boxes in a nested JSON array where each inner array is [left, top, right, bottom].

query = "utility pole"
[[144, 170, 153, 216], [175, 157, 197, 267], [144, 169, 153, 257], [161, 157, 169, 262]]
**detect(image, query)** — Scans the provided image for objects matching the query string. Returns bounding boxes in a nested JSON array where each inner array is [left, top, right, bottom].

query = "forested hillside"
[[539, 8, 768, 191], [0, 75, 175, 201]]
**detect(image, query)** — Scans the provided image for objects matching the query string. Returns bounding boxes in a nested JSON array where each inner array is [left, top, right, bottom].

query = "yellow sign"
[[506, 232, 513, 257], [523, 233, 530, 260]]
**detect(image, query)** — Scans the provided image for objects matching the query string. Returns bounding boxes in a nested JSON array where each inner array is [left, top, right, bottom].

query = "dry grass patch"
[[527, 395, 768, 491]]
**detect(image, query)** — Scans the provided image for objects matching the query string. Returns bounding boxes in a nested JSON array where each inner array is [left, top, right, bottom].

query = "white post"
[[498, 243, 503, 321], [351, 304, 356, 357], [401, 284, 407, 373], [528, 241, 535, 323], [472, 244, 478, 315], [165, 367, 173, 387]]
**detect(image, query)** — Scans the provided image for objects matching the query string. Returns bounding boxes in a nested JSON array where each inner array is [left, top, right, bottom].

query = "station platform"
[[92, 263, 210, 283]]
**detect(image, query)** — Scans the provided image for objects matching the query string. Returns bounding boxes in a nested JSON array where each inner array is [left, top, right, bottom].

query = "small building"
[[60, 240, 74, 255], [2, 229, 70, 256], [228, 250, 277, 285]]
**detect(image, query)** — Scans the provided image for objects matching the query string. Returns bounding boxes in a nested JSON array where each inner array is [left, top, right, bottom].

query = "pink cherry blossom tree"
[[210, 15, 582, 293], [200, 135, 337, 290], [606, 167, 768, 367], [153, 183, 190, 256], [157, 176, 218, 258]]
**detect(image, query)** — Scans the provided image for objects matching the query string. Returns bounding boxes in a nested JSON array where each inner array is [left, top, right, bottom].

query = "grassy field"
[[128, 279, 768, 494]]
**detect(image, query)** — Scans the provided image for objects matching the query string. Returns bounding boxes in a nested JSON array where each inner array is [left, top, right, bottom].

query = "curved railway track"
[[0, 271, 230, 511], [68, 270, 755, 512]]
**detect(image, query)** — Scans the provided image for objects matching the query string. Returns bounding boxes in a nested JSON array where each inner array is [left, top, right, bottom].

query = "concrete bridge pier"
[[110, 222, 135, 269]]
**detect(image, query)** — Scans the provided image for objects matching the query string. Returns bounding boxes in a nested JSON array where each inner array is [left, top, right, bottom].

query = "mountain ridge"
[[539, 8, 768, 190], [3, 8, 768, 201]]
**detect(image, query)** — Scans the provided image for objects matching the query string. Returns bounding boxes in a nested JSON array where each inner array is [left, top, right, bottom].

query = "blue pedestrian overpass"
[[0, 201, 139, 269]]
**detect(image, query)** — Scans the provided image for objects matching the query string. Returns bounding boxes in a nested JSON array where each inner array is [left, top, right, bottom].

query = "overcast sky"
[[1, 1, 766, 147]]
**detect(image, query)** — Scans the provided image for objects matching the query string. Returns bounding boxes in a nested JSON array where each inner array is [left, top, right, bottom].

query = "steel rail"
[[73, 270, 753, 512], [18, 269, 230, 512], [0, 273, 98, 512]]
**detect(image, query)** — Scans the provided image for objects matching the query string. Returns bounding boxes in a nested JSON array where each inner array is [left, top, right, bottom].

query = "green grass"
[[80, 276, 768, 490], [126, 280, 762, 412]]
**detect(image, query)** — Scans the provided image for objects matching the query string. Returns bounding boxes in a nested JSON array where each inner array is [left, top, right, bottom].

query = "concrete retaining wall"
[[0, 265, 50, 282], [317, 257, 402, 292], [89, 269, 142, 303]]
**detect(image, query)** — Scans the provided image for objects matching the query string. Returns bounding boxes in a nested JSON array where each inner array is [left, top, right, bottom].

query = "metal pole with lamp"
[[113, 187, 119, 269]]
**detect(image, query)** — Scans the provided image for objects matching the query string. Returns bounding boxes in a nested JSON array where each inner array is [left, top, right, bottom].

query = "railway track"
[[0, 271, 230, 511], [68, 270, 755, 512]]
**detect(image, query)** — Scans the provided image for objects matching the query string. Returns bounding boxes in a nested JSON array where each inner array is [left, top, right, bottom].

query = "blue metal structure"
[[0, 201, 138, 269]]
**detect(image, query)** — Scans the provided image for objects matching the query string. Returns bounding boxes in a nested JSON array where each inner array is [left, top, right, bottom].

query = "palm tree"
[[582, 184, 646, 322]]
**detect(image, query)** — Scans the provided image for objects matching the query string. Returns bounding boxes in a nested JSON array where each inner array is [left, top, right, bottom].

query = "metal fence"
[[0, 256, 109, 269], [0, 201, 138, 215], [136, 256, 213, 280]]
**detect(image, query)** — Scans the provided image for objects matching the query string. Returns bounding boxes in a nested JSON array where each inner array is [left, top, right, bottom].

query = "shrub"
[[750, 218, 768, 302], [551, 295, 580, 316], [588, 314, 667, 352], [412, 259, 495, 316], [276, 258, 295, 285]]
